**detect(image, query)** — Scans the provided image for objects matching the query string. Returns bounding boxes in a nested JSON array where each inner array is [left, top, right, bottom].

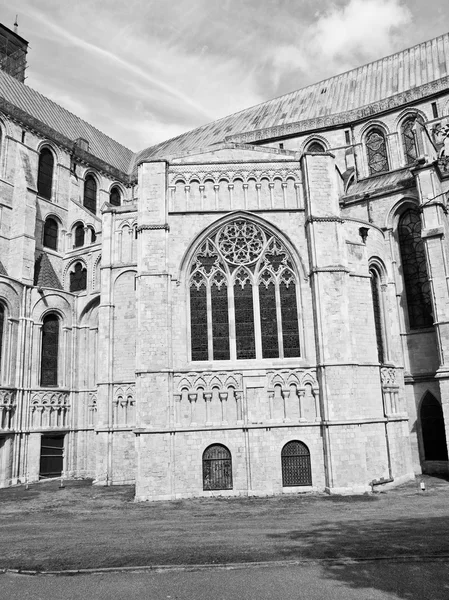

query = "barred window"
[[401, 117, 422, 165], [70, 262, 87, 292], [370, 267, 385, 363], [43, 217, 58, 251], [281, 441, 312, 486], [189, 219, 301, 361], [83, 174, 97, 214], [37, 148, 54, 200], [366, 128, 389, 175], [203, 444, 232, 490], [110, 186, 121, 207], [398, 209, 433, 329], [40, 314, 59, 387]]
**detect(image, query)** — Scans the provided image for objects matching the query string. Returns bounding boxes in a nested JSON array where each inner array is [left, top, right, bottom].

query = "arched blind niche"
[[189, 218, 301, 361], [398, 209, 433, 329], [40, 314, 59, 387], [37, 148, 54, 200]]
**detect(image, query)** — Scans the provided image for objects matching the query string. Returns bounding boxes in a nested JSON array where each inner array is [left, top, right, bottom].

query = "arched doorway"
[[421, 393, 448, 461], [202, 444, 232, 490]]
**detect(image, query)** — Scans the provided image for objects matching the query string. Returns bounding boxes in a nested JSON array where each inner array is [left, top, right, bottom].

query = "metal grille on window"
[[83, 175, 97, 214], [189, 219, 301, 361], [370, 268, 385, 363], [366, 129, 389, 175], [43, 217, 58, 251], [203, 444, 233, 490], [281, 441, 312, 487], [401, 117, 419, 165], [70, 262, 87, 292], [398, 209, 433, 329], [37, 148, 54, 200], [41, 314, 59, 387]]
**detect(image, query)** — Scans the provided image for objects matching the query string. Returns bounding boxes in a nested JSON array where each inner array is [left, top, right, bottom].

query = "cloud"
[[271, 0, 413, 84]]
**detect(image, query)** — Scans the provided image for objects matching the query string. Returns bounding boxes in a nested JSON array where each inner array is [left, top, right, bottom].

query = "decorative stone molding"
[[380, 367, 400, 416], [112, 384, 135, 427], [136, 224, 170, 232], [30, 390, 70, 429], [267, 368, 320, 422], [0, 389, 16, 430], [88, 391, 97, 427], [305, 216, 345, 224], [168, 164, 300, 186]]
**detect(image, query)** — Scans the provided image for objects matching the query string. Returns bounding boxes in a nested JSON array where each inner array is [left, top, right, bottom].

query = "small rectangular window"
[[21, 130, 25, 143], [279, 143, 284, 149], [431, 102, 438, 118], [345, 130, 351, 145]]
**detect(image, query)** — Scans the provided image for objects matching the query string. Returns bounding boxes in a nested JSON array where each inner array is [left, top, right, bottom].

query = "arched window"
[[370, 266, 385, 363], [43, 217, 58, 251], [83, 174, 97, 214], [90, 228, 97, 244], [281, 441, 312, 486], [306, 141, 325, 153], [40, 314, 59, 387], [37, 148, 54, 200], [398, 209, 433, 329], [189, 219, 301, 361], [401, 116, 424, 166], [421, 393, 448, 461], [203, 444, 232, 490], [366, 128, 389, 175], [74, 223, 85, 248], [0, 304, 4, 374], [110, 186, 121, 207], [70, 262, 87, 292]]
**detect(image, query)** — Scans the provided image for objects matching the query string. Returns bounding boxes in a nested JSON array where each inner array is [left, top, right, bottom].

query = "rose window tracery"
[[189, 218, 301, 361]]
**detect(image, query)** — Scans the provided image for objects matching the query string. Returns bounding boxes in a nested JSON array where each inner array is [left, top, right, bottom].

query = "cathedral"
[[0, 21, 448, 500]]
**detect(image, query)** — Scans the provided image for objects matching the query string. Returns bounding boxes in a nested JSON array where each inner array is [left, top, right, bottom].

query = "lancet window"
[[401, 116, 425, 166], [366, 128, 389, 175], [369, 267, 385, 364], [398, 208, 433, 329], [83, 174, 97, 214], [189, 219, 301, 361], [37, 148, 54, 200], [43, 217, 58, 251], [40, 314, 59, 387]]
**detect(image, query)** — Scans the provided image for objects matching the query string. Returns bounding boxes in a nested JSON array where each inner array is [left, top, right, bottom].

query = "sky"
[[0, 0, 448, 152]]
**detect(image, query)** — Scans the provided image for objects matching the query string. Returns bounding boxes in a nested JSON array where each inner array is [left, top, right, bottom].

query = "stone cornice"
[[136, 223, 170, 232]]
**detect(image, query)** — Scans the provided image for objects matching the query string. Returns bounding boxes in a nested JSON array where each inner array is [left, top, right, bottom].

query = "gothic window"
[[74, 223, 85, 248], [203, 444, 233, 490], [37, 148, 54, 200], [43, 217, 58, 251], [366, 128, 389, 175], [281, 441, 312, 486], [83, 174, 97, 214], [306, 141, 325, 153], [0, 304, 4, 373], [189, 219, 301, 361], [401, 116, 423, 165], [370, 267, 385, 363], [110, 186, 121, 206], [398, 209, 433, 329], [70, 262, 87, 292], [40, 314, 59, 387], [421, 393, 448, 461]]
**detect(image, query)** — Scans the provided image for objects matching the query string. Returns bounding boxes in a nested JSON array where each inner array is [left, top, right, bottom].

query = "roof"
[[344, 168, 415, 200], [134, 31, 449, 168], [34, 252, 62, 290], [0, 68, 134, 173]]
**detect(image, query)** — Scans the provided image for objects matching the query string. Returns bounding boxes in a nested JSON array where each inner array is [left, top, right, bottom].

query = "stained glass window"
[[189, 219, 301, 361], [70, 262, 87, 292], [43, 218, 58, 251], [83, 174, 97, 214], [398, 209, 433, 329], [281, 441, 312, 486], [366, 128, 389, 175], [203, 444, 232, 490], [370, 268, 385, 363], [110, 186, 121, 207], [401, 117, 419, 165], [41, 314, 59, 387], [37, 148, 54, 200]]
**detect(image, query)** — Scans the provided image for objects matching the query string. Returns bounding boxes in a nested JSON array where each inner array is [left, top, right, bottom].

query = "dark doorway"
[[40, 435, 64, 478], [421, 393, 448, 461]]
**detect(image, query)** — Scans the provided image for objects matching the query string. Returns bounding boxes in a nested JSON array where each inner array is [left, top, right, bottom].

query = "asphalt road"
[[2, 559, 448, 600]]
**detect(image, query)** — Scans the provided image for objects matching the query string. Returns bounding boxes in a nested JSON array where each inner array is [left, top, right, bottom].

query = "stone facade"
[[0, 30, 449, 498]]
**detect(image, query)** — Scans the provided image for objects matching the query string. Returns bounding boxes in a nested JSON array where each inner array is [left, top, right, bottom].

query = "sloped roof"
[[34, 252, 62, 290], [134, 32, 449, 167], [0, 260, 7, 276], [0, 68, 134, 173]]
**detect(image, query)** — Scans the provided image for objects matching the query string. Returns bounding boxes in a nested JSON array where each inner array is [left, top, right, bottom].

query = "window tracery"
[[398, 209, 433, 329], [189, 219, 301, 361], [366, 128, 389, 175]]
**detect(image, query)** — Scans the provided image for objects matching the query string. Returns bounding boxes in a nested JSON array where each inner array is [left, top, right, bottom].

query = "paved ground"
[[2, 559, 449, 600], [1, 475, 449, 571]]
